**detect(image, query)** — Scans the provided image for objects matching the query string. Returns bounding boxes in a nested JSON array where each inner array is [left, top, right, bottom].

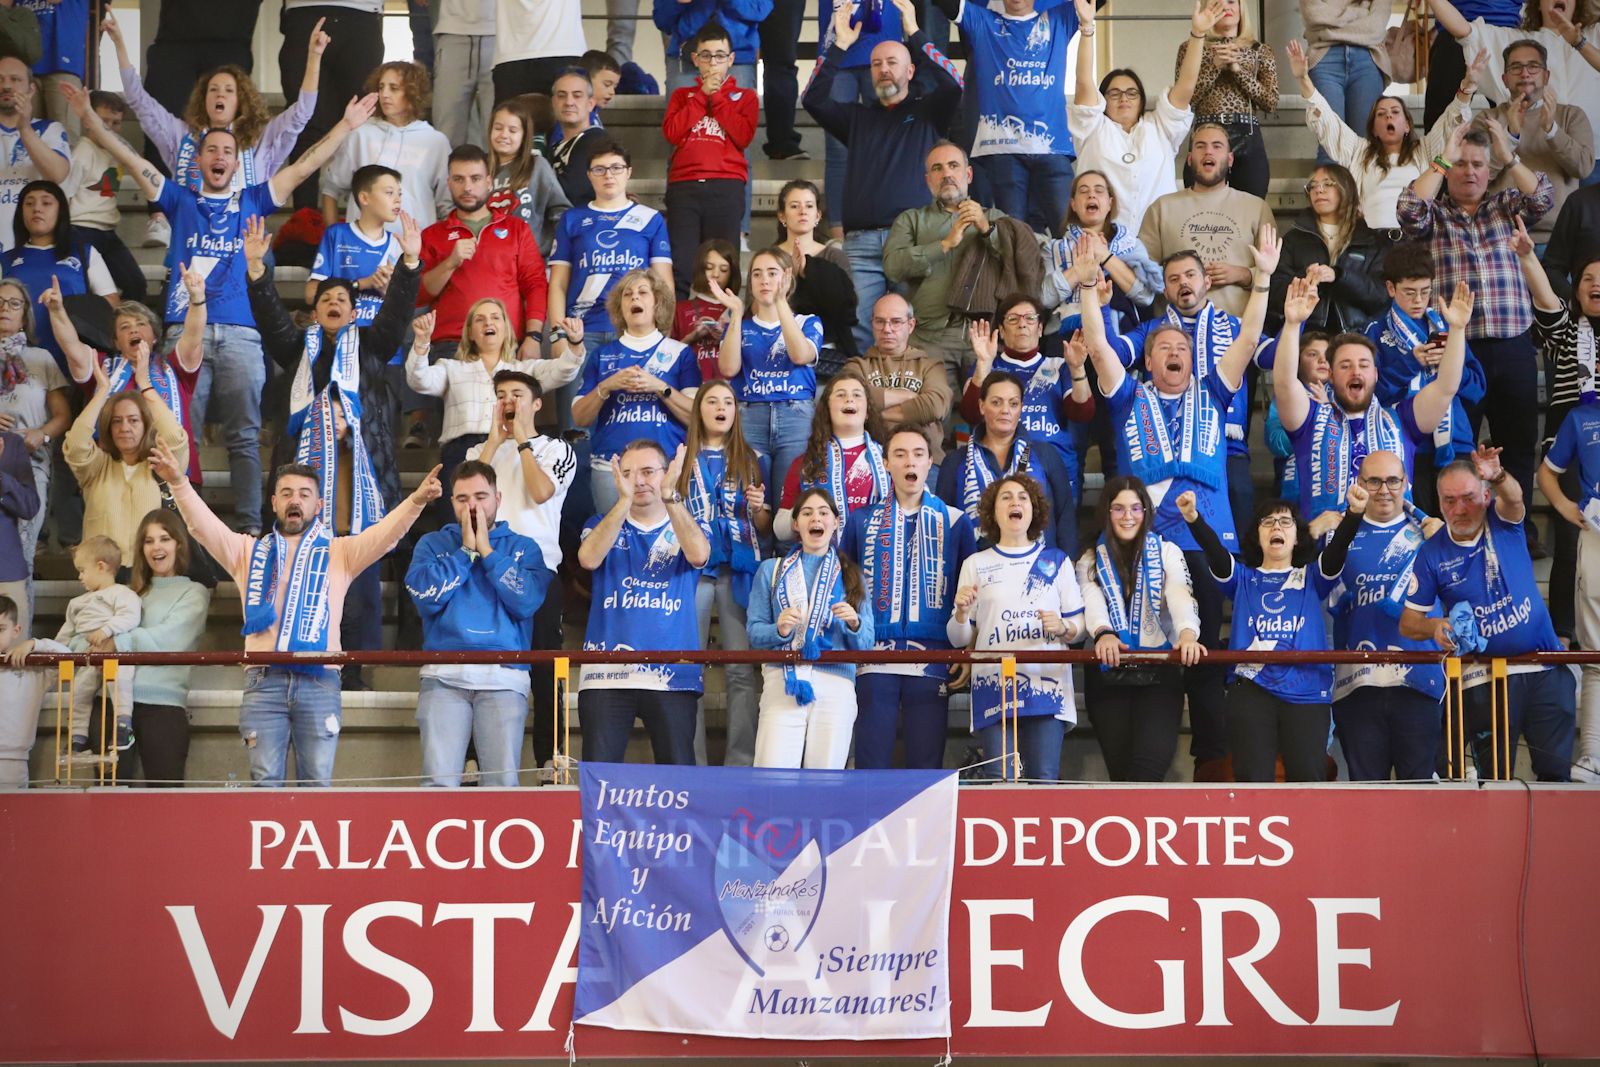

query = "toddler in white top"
[[59, 536, 141, 753]]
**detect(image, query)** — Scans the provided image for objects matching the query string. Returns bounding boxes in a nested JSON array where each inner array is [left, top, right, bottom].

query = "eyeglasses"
[[1305, 179, 1339, 193], [1506, 61, 1546, 74], [871, 316, 911, 329], [1109, 503, 1145, 516], [588, 163, 630, 177], [1258, 515, 1298, 530], [1103, 88, 1142, 102], [624, 466, 663, 478], [696, 50, 732, 62], [0, 298, 24, 311], [1002, 313, 1041, 326], [1362, 476, 1406, 491]]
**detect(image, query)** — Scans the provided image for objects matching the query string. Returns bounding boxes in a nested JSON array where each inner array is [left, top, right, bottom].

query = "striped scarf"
[[863, 490, 950, 640], [1385, 305, 1457, 460], [807, 436, 888, 531], [962, 435, 1030, 522], [1094, 532, 1167, 649], [772, 548, 843, 707], [288, 326, 386, 534], [688, 447, 762, 601], [1304, 399, 1405, 517], [1122, 378, 1222, 489], [241, 517, 333, 670]]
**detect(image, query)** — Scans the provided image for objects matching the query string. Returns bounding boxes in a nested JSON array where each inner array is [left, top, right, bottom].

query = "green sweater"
[[113, 577, 211, 708]]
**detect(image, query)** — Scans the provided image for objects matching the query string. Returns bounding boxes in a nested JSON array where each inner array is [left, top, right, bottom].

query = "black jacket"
[[1544, 184, 1600, 303], [1268, 211, 1390, 335], [248, 259, 422, 512]]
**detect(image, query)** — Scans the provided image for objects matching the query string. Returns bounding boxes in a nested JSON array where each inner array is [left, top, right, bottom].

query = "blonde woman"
[[1174, 0, 1279, 197], [407, 297, 582, 474]]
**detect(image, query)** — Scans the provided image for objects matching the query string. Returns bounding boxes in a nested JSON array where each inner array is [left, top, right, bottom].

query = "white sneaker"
[[1572, 756, 1600, 783], [142, 215, 171, 248]]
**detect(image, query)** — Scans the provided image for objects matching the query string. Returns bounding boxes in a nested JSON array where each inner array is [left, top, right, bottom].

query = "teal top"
[[113, 576, 211, 708]]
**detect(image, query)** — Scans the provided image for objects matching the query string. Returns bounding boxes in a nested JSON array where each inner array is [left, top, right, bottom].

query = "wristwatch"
[[662, 489, 684, 504], [659, 385, 674, 400], [518, 440, 536, 454]]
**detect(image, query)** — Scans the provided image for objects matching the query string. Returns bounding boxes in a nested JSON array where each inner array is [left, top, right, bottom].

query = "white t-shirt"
[[63, 137, 122, 231], [494, 0, 585, 65], [1068, 88, 1194, 234], [0, 120, 70, 251], [467, 434, 576, 571]]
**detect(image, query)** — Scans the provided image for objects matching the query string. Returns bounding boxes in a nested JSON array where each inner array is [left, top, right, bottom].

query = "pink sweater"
[[172, 480, 422, 660]]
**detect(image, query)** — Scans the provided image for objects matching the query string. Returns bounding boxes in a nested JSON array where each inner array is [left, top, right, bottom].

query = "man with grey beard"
[[804, 2, 962, 351]]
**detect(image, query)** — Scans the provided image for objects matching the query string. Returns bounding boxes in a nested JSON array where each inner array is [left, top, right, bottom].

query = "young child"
[[306, 163, 403, 333], [320, 61, 451, 233], [0, 595, 70, 788], [62, 91, 146, 303], [673, 238, 738, 382], [58, 536, 141, 753], [583, 49, 621, 113]]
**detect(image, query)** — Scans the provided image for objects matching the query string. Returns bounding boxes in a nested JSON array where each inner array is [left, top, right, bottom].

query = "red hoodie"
[[662, 76, 758, 183], [419, 207, 549, 342]]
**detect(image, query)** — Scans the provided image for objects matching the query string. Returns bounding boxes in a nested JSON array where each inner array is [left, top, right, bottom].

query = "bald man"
[[804, 0, 962, 351], [842, 292, 953, 463]]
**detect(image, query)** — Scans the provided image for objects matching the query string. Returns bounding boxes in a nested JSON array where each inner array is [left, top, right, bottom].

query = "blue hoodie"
[[653, 0, 772, 66], [406, 522, 551, 664]]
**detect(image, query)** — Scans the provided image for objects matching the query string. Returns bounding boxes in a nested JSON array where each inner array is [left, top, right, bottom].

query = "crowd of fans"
[[0, 0, 1598, 791]]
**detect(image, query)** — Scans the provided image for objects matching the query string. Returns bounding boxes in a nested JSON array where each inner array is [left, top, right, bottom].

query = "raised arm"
[[270, 94, 378, 205], [1217, 223, 1279, 387], [1272, 274, 1318, 433], [1070, 236, 1129, 391], [577, 460, 634, 570], [1510, 216, 1563, 312], [1171, 0, 1223, 111], [1412, 282, 1475, 432], [1427, 0, 1472, 40], [12, 84, 68, 184], [241, 216, 304, 371], [173, 263, 209, 374], [662, 446, 710, 567], [1073, 0, 1098, 104], [62, 82, 163, 201], [709, 280, 746, 379], [36, 277, 96, 386]]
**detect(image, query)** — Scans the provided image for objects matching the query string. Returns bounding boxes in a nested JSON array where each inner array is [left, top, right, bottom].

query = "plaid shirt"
[[1396, 173, 1554, 339]]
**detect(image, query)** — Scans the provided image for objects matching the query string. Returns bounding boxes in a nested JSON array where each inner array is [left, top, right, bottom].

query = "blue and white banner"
[[575, 764, 958, 1040]]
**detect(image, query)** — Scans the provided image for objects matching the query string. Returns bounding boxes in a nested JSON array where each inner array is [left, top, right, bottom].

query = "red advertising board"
[[2, 785, 1597, 1061]]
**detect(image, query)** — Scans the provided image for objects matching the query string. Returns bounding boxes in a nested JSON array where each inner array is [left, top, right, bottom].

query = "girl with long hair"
[[1179, 490, 1357, 782], [102, 10, 324, 243], [1076, 476, 1205, 781], [1288, 39, 1481, 229], [321, 61, 451, 231], [948, 473, 1084, 781], [673, 238, 739, 381], [1268, 163, 1389, 333], [773, 179, 858, 362], [678, 381, 773, 766], [1043, 170, 1161, 334], [1174, 0, 1280, 197], [747, 488, 874, 768], [712, 247, 824, 512], [485, 98, 571, 256], [4, 181, 119, 370], [773, 369, 888, 542]]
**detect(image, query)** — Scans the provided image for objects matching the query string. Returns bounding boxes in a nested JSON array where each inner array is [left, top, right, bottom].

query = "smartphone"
[[1427, 332, 1448, 346]]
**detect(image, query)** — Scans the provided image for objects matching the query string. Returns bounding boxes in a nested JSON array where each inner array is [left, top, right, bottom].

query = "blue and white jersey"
[[549, 202, 673, 335], [950, 542, 1084, 729], [1326, 515, 1446, 703], [958, 0, 1077, 158], [1105, 366, 1238, 553], [22, 0, 88, 79], [577, 331, 701, 464], [1221, 561, 1337, 704], [1406, 509, 1563, 683], [0, 119, 69, 250], [1544, 403, 1600, 518], [309, 222, 401, 328], [1113, 305, 1256, 458], [156, 179, 278, 326], [580, 514, 707, 692], [990, 350, 1076, 473], [2, 242, 91, 370], [731, 314, 824, 403]]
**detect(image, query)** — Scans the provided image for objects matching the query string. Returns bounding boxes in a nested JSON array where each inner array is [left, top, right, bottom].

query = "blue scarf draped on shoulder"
[[688, 448, 763, 602], [1094, 531, 1167, 651], [1303, 398, 1406, 517], [863, 490, 952, 643], [772, 548, 846, 706], [288, 325, 386, 534], [241, 518, 334, 671], [1121, 377, 1223, 489]]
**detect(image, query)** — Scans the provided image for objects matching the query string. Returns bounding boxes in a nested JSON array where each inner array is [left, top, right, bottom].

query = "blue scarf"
[[1094, 532, 1167, 650], [287, 325, 386, 533], [962, 435, 1030, 522], [1304, 399, 1406, 517], [863, 490, 951, 643], [97, 355, 185, 452], [1382, 304, 1457, 462], [1122, 378, 1223, 489], [1169, 303, 1244, 443], [241, 517, 333, 669], [1380, 517, 1427, 620], [174, 130, 258, 195], [688, 447, 762, 602], [772, 548, 843, 706], [804, 436, 888, 535]]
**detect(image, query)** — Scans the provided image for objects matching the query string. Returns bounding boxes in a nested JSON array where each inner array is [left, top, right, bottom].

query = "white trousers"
[[1573, 529, 1600, 778], [753, 666, 857, 769]]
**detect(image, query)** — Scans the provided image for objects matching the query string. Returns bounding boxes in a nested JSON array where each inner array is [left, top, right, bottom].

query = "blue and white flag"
[[576, 763, 957, 1040]]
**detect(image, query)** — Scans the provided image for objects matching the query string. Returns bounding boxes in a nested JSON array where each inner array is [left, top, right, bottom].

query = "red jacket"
[[662, 76, 758, 183], [418, 208, 549, 342]]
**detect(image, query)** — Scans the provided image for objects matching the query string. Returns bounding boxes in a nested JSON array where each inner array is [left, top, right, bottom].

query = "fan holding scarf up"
[[243, 209, 425, 691]]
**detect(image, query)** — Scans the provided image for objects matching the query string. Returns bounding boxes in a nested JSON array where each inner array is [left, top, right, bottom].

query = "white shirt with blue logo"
[[550, 202, 673, 335], [732, 315, 824, 403], [580, 514, 707, 692], [957, 0, 1078, 157]]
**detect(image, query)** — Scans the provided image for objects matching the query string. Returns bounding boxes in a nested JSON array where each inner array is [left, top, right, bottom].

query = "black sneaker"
[[115, 722, 135, 751], [766, 146, 810, 161], [70, 735, 91, 753]]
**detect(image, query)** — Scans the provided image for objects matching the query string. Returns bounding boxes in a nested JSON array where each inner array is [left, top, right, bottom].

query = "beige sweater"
[[64, 396, 189, 567], [841, 346, 953, 461], [1138, 184, 1277, 317], [1299, 0, 1393, 78]]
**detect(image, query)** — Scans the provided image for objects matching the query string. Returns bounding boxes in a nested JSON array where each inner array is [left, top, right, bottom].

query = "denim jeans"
[[695, 567, 758, 766], [855, 673, 949, 769], [1463, 667, 1576, 782], [843, 228, 894, 354], [1333, 684, 1441, 782], [580, 688, 699, 764], [173, 322, 266, 530], [822, 65, 876, 230], [973, 153, 1075, 237], [974, 714, 1066, 782], [1307, 45, 1385, 165], [416, 677, 529, 787], [739, 398, 814, 519], [238, 667, 343, 787]]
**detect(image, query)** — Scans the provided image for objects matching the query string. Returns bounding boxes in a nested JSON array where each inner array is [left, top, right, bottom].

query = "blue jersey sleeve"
[[1546, 413, 1579, 472], [243, 181, 280, 217], [551, 212, 575, 267], [309, 227, 340, 281], [668, 344, 702, 390], [647, 214, 673, 262], [154, 178, 184, 221], [801, 314, 826, 357], [578, 352, 602, 399], [1405, 540, 1439, 611], [1204, 368, 1240, 412]]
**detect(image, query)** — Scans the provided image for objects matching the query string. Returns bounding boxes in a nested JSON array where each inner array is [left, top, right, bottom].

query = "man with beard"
[[883, 142, 1007, 385], [805, 9, 962, 350], [66, 83, 378, 537], [0, 55, 67, 250], [1275, 274, 1473, 524], [1398, 120, 1553, 554], [151, 441, 443, 787], [1139, 123, 1276, 318], [1075, 224, 1276, 778], [1481, 40, 1593, 245]]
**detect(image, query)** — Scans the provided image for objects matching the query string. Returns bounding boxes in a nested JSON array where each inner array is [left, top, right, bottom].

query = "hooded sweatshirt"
[[322, 119, 453, 232]]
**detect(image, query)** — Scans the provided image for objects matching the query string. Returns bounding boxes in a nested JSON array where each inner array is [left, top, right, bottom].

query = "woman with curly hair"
[[947, 473, 1084, 782], [773, 368, 888, 542], [321, 61, 452, 232], [102, 10, 325, 244], [568, 268, 701, 516]]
